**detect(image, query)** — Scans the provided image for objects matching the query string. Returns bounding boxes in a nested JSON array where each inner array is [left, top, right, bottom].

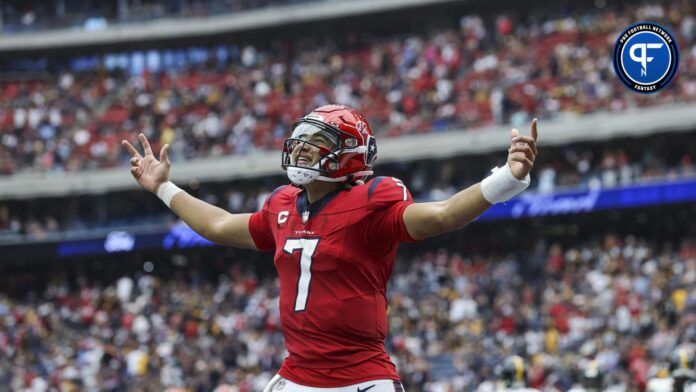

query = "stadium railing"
[[0, 0, 457, 52], [3, 171, 696, 259]]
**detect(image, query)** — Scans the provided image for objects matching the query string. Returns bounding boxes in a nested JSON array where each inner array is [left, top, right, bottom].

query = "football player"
[[646, 347, 696, 392], [498, 355, 540, 392], [123, 105, 538, 391], [568, 360, 605, 392], [671, 346, 696, 392]]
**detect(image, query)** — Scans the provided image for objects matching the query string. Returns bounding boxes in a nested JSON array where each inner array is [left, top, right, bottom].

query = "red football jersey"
[[248, 176, 416, 387]]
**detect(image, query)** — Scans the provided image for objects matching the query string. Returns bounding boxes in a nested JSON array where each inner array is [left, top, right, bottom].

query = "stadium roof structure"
[[1, 103, 694, 200], [0, 0, 459, 52]]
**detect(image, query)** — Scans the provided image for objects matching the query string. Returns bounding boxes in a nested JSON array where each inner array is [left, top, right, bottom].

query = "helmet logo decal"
[[356, 121, 368, 135], [366, 136, 377, 165]]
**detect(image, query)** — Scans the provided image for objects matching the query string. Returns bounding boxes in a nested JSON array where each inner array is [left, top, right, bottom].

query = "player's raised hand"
[[122, 133, 171, 194], [507, 118, 538, 180]]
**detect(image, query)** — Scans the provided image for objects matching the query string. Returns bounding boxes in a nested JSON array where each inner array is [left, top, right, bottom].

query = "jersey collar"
[[295, 187, 343, 223]]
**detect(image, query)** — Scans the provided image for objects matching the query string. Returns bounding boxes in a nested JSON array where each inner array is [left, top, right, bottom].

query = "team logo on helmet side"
[[356, 121, 368, 135], [366, 136, 377, 166], [355, 120, 369, 146], [613, 21, 679, 93]]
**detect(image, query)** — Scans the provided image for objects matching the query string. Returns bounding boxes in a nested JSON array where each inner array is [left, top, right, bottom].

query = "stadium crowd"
[[1, 133, 695, 242], [1, 1, 695, 175], [0, 233, 694, 391], [2, 1, 696, 391]]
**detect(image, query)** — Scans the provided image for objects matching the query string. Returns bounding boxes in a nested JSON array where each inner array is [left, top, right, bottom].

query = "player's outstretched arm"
[[403, 119, 538, 240], [122, 134, 259, 250]]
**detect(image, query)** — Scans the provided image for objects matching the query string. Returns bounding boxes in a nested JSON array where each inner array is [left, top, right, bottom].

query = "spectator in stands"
[[1, 1, 695, 175], [0, 234, 693, 390]]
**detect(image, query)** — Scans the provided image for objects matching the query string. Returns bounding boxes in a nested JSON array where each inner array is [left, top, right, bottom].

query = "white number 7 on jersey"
[[392, 177, 407, 201], [283, 238, 319, 312]]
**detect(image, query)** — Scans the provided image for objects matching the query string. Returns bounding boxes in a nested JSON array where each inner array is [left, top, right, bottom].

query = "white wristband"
[[156, 181, 183, 208], [480, 164, 530, 204]]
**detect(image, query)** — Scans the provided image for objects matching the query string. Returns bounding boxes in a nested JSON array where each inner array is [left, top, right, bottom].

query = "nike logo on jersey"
[[357, 385, 376, 392]]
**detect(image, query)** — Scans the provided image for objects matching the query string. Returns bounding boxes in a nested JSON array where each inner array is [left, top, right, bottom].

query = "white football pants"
[[262, 374, 404, 392]]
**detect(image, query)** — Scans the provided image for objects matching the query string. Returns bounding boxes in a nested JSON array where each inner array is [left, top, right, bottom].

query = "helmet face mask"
[[282, 105, 377, 185], [282, 120, 343, 185]]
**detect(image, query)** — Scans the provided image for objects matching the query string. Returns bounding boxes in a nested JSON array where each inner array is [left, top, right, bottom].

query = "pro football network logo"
[[613, 22, 679, 93]]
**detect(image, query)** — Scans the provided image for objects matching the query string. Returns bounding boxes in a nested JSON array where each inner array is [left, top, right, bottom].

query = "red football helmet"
[[282, 105, 377, 185]]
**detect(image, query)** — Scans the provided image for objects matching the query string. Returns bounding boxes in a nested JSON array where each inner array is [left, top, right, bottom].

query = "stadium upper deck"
[[0, 0, 694, 203], [0, 1, 694, 192], [1, 0, 326, 35], [0, 0, 457, 51]]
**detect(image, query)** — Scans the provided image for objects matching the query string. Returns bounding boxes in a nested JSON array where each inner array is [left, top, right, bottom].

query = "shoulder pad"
[[365, 176, 412, 209], [264, 185, 300, 212]]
